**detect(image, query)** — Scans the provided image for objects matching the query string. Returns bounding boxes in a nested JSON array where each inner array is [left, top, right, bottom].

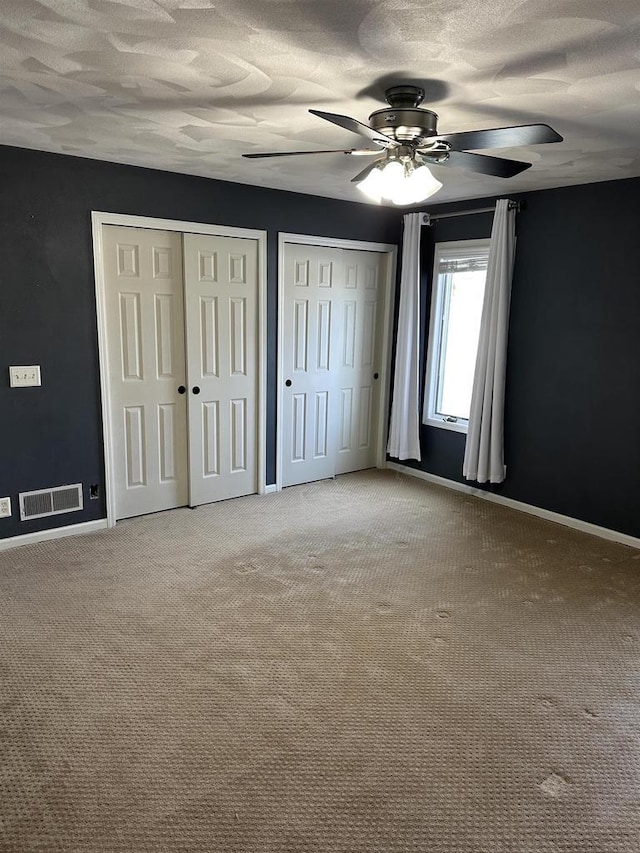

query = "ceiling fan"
[[242, 85, 563, 205]]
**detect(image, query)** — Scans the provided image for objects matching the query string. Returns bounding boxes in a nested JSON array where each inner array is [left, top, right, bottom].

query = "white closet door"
[[103, 226, 188, 519], [281, 243, 386, 488], [183, 233, 258, 505], [334, 250, 386, 474], [281, 244, 343, 488]]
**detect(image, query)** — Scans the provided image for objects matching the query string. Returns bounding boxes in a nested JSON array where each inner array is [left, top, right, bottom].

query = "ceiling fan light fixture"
[[356, 158, 442, 206], [246, 85, 562, 195]]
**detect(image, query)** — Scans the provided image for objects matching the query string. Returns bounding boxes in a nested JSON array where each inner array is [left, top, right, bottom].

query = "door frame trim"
[[276, 232, 398, 491], [92, 211, 268, 527]]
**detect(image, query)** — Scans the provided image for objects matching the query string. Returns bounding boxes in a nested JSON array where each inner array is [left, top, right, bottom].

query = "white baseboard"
[[0, 519, 109, 552], [263, 484, 277, 495], [387, 462, 640, 551]]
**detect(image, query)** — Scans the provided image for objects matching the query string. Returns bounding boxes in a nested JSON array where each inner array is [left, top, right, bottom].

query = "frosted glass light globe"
[[379, 160, 404, 198], [356, 166, 384, 203], [390, 178, 419, 206], [409, 165, 442, 201]]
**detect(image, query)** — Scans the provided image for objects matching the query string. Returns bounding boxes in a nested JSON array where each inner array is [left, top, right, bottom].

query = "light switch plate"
[[9, 366, 41, 387], [0, 497, 11, 518]]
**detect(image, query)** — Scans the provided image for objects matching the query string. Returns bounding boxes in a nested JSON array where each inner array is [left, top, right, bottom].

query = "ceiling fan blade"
[[437, 123, 562, 151], [433, 151, 532, 178], [309, 109, 398, 147], [350, 160, 384, 183], [242, 148, 382, 159]]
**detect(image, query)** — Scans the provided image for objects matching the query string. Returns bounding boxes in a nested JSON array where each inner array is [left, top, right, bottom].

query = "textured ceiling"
[[1, 0, 639, 205]]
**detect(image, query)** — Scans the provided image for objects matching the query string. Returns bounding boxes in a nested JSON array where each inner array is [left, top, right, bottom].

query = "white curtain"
[[387, 212, 422, 461], [463, 199, 516, 483]]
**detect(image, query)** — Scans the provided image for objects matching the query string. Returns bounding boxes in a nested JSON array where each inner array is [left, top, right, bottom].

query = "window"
[[423, 240, 490, 433]]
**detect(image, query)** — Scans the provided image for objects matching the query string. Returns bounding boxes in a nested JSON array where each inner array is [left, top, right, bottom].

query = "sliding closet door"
[[103, 226, 188, 519], [183, 234, 259, 505]]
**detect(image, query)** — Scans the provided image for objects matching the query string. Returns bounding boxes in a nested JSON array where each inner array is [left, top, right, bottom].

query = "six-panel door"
[[281, 244, 341, 487], [183, 233, 258, 505], [334, 248, 386, 475], [103, 226, 189, 519]]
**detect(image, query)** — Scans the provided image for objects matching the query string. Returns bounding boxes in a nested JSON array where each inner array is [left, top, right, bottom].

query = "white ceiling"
[[1, 0, 639, 205]]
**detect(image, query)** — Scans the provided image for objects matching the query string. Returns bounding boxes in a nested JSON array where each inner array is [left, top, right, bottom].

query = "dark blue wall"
[[0, 146, 401, 540], [2, 144, 639, 543], [393, 177, 640, 539]]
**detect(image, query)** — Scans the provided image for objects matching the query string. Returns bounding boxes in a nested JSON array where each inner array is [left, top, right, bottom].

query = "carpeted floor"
[[1, 470, 639, 852]]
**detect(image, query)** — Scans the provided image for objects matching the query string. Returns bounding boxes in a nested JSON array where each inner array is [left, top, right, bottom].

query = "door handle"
[[285, 379, 292, 387], [178, 385, 186, 394], [192, 386, 201, 395], [373, 372, 379, 380]]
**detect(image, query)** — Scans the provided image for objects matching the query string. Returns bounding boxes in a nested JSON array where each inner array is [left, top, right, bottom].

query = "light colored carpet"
[[1, 470, 639, 853]]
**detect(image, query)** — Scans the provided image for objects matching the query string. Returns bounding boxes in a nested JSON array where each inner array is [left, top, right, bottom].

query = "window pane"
[[437, 270, 486, 420]]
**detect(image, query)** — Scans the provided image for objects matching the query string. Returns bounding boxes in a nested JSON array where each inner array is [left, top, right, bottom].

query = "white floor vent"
[[19, 484, 83, 521]]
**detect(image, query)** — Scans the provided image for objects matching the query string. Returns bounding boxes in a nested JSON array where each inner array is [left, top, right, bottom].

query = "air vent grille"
[[52, 488, 81, 512], [22, 491, 53, 518], [19, 484, 83, 521]]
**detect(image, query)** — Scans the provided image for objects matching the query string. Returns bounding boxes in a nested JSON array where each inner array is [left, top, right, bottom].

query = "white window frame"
[[423, 239, 490, 434]]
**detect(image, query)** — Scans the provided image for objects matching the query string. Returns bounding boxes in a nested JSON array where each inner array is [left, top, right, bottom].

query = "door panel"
[[334, 249, 386, 475], [282, 245, 343, 487], [183, 234, 258, 505], [104, 226, 188, 519]]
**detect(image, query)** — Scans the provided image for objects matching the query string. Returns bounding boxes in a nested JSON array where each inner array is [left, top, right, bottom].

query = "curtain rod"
[[422, 200, 522, 225]]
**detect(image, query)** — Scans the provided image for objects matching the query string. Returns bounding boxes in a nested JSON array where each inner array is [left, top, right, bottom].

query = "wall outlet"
[[0, 497, 11, 518], [9, 365, 41, 387]]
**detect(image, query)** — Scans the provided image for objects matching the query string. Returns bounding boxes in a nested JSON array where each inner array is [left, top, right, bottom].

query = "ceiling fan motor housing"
[[367, 84, 438, 144], [369, 107, 438, 144]]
